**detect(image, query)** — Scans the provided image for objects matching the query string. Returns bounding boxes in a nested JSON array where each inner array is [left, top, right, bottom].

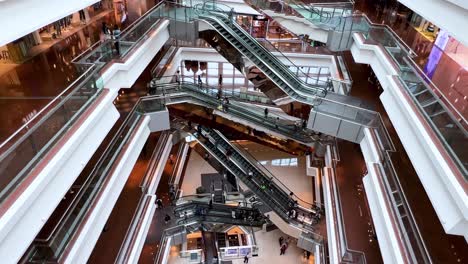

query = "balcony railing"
[[0, 1, 169, 210]]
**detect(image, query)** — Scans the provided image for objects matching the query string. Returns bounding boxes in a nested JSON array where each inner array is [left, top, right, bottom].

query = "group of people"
[[101, 22, 121, 55], [278, 236, 291, 255]]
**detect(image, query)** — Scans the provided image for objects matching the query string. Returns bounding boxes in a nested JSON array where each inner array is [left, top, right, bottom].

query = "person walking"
[[264, 108, 269, 118], [175, 70, 181, 85], [79, 9, 87, 23], [279, 236, 284, 246], [156, 198, 163, 209], [280, 243, 287, 255], [112, 25, 121, 55], [226, 149, 232, 159], [198, 75, 203, 88], [244, 255, 249, 263], [228, 7, 235, 27], [164, 214, 171, 224], [218, 74, 223, 87], [275, 117, 279, 128]]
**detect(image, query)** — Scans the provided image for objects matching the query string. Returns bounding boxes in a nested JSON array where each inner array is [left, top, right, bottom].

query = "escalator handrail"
[[151, 77, 319, 143]]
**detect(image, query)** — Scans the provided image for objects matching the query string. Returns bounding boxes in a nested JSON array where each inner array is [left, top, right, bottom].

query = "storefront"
[[409, 13, 439, 42], [0, 0, 112, 64]]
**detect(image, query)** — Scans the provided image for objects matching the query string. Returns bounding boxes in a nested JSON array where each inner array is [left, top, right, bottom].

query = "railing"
[[0, 1, 170, 209], [154, 225, 188, 264], [24, 98, 165, 262], [140, 130, 172, 193], [151, 76, 320, 144], [0, 65, 102, 206], [370, 130, 432, 263], [115, 194, 154, 263], [326, 146, 366, 263]]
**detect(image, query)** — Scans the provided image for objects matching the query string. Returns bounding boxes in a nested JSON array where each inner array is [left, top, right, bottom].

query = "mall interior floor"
[[335, 140, 383, 263]]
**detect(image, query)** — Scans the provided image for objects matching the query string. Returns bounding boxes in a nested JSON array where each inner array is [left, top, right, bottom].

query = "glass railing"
[[154, 225, 188, 264], [25, 98, 166, 262], [358, 22, 467, 177], [0, 1, 170, 208], [150, 76, 319, 144], [0, 66, 102, 205]]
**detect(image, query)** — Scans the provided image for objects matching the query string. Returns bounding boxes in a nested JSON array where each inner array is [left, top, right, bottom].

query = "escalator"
[[174, 200, 265, 227], [194, 3, 329, 101], [190, 126, 323, 233]]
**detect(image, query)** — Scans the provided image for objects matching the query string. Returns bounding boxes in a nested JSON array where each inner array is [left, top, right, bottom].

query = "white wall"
[[0, 0, 99, 46], [398, 0, 468, 46]]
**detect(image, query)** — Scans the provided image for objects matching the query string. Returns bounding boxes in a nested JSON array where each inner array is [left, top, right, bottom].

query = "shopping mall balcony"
[[0, 3, 172, 261], [247, 0, 467, 240]]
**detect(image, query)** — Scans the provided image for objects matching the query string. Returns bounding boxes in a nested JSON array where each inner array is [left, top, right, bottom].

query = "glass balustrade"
[[0, 2, 170, 207]]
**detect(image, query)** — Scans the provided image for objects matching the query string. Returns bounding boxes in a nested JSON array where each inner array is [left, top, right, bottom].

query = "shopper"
[[156, 198, 163, 209], [244, 255, 249, 263], [275, 117, 279, 128], [102, 22, 111, 35], [280, 243, 287, 255], [175, 70, 181, 84], [218, 74, 223, 87], [112, 25, 121, 55], [225, 149, 232, 159], [279, 236, 284, 246], [198, 75, 203, 88], [164, 214, 171, 224]]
